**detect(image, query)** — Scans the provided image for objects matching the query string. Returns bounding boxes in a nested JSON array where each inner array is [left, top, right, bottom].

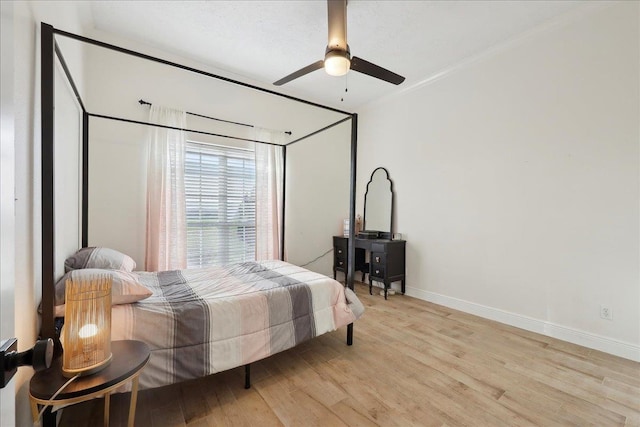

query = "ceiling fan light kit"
[[324, 48, 351, 76], [274, 0, 405, 86]]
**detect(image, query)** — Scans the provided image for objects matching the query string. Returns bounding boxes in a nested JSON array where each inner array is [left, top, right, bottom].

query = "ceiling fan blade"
[[273, 60, 324, 86], [351, 56, 405, 85]]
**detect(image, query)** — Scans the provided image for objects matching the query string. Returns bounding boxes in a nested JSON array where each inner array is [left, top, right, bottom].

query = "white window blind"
[[184, 141, 256, 268]]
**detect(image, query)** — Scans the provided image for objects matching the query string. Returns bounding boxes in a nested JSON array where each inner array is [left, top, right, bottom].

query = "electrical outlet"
[[600, 305, 613, 320]]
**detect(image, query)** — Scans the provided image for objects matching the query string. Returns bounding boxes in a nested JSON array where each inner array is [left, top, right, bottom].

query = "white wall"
[[87, 120, 255, 268], [357, 3, 639, 360], [4, 2, 87, 425], [82, 41, 253, 267], [284, 121, 352, 277], [88, 120, 149, 268], [83, 31, 347, 270], [83, 40, 263, 267], [1, 2, 16, 425], [54, 63, 83, 280]]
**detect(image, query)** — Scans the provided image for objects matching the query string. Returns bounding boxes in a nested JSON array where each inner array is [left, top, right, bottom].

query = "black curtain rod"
[[88, 112, 285, 147], [138, 99, 292, 135]]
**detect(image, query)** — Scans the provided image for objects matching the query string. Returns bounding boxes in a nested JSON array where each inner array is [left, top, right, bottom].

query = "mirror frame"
[[363, 167, 394, 239]]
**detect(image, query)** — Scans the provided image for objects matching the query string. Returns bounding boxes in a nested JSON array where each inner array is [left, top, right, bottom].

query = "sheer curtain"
[[254, 129, 285, 260], [145, 106, 187, 271]]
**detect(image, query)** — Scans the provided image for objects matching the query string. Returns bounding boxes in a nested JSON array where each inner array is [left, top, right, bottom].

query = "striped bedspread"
[[111, 260, 364, 390]]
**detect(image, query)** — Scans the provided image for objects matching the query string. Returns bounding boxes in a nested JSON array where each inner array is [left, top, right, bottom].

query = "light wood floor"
[[60, 282, 640, 426]]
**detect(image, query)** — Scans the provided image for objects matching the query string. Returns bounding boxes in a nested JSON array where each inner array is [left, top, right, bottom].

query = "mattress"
[[111, 260, 364, 390]]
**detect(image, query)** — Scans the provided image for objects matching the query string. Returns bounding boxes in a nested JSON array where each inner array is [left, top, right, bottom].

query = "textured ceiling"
[[82, 1, 589, 112]]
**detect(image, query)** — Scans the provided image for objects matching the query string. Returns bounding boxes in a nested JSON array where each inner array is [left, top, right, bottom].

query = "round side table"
[[30, 340, 150, 427]]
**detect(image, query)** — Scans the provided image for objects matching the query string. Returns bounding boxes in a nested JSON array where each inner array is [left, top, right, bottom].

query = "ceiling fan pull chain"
[[341, 74, 348, 102]]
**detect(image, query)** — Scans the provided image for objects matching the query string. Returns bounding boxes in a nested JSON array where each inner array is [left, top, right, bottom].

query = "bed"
[[40, 24, 362, 422], [109, 260, 364, 390], [52, 248, 364, 391]]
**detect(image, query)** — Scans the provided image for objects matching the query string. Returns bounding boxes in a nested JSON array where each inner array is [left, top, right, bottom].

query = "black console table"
[[333, 236, 406, 300]]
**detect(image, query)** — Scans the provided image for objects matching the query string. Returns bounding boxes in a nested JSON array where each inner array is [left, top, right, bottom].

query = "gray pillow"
[[65, 247, 136, 272]]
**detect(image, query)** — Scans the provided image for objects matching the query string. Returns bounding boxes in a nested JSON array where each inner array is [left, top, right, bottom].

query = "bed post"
[[244, 364, 251, 389], [41, 22, 57, 427], [346, 113, 358, 346], [280, 146, 286, 261], [82, 111, 89, 247], [41, 22, 56, 341]]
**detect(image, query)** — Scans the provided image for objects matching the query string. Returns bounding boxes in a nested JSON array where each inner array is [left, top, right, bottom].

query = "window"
[[184, 141, 256, 268]]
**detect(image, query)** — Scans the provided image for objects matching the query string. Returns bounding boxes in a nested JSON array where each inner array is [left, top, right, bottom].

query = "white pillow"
[[53, 268, 151, 317]]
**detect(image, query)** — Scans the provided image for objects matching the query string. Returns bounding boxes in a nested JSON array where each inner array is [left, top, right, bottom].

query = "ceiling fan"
[[273, 0, 405, 86]]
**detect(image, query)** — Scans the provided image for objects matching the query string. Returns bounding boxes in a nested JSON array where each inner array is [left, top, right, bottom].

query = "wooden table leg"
[[128, 375, 140, 427], [30, 398, 39, 423], [104, 392, 110, 427]]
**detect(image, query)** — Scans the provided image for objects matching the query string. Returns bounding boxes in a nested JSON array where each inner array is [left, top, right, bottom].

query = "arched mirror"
[[363, 167, 393, 239]]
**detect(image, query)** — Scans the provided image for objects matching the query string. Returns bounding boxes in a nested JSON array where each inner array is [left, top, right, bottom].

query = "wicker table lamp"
[[62, 275, 112, 378]]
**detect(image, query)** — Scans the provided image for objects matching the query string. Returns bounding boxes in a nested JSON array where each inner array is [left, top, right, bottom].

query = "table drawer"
[[371, 252, 386, 265], [370, 265, 385, 278], [334, 256, 347, 269], [335, 246, 346, 257], [370, 242, 387, 253]]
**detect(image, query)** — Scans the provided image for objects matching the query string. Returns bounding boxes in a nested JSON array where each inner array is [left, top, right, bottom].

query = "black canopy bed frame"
[[39, 21, 360, 420]]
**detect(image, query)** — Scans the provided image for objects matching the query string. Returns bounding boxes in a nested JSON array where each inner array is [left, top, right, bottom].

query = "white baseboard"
[[406, 286, 640, 362]]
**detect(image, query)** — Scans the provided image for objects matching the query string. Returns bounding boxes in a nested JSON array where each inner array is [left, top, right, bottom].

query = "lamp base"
[[62, 352, 112, 378]]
